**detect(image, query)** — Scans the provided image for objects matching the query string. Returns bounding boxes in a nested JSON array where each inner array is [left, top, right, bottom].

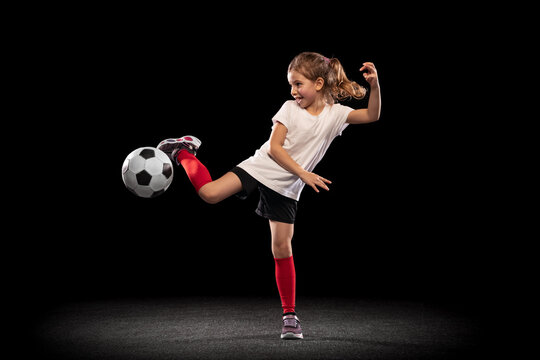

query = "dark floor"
[[29, 296, 484, 359]]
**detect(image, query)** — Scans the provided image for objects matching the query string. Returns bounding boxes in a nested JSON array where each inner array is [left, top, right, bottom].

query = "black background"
[[17, 8, 496, 323]]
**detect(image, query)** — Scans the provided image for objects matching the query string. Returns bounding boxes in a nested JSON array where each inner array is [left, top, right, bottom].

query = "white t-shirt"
[[237, 100, 354, 200]]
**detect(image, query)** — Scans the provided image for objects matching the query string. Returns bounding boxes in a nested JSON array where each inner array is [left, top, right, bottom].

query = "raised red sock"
[[275, 255, 296, 314], [176, 150, 212, 192]]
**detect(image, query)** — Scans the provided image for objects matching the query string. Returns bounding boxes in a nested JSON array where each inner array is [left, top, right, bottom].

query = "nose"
[[290, 86, 297, 97]]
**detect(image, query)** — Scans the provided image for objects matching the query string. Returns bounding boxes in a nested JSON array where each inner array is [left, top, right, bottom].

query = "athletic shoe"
[[157, 136, 202, 164], [281, 314, 303, 339]]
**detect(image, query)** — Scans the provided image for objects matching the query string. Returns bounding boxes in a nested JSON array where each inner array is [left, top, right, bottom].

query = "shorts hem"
[[230, 166, 258, 200], [255, 209, 295, 224]]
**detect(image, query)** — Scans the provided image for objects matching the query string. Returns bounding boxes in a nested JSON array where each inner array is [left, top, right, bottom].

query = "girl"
[[157, 52, 381, 339]]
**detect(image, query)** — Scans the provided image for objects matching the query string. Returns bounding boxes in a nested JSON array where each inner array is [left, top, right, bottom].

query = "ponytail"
[[328, 58, 367, 102]]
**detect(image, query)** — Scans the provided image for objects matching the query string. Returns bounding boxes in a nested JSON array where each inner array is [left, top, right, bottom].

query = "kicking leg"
[[178, 151, 242, 204], [198, 172, 242, 204], [158, 136, 242, 204]]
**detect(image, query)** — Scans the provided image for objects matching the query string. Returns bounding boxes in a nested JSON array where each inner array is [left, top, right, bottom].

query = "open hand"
[[360, 62, 378, 87], [300, 171, 332, 193]]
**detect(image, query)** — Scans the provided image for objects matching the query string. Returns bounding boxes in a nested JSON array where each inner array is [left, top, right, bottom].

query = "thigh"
[[199, 172, 243, 203], [269, 220, 294, 258], [269, 220, 294, 245]]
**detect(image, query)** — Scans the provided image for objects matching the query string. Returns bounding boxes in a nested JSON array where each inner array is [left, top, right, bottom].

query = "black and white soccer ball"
[[122, 147, 173, 198]]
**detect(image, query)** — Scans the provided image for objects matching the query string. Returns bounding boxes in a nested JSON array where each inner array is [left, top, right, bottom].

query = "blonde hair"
[[288, 52, 366, 104]]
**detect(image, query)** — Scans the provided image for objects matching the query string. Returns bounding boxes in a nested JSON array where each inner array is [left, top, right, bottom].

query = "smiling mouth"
[[295, 97, 303, 103]]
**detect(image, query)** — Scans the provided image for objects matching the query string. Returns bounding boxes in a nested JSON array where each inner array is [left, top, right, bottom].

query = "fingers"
[[303, 172, 332, 193], [360, 62, 376, 73], [315, 176, 331, 192], [319, 176, 332, 184], [309, 179, 329, 193], [360, 62, 378, 85], [363, 73, 375, 81]]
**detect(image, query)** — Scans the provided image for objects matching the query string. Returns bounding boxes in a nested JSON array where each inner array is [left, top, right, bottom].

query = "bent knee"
[[198, 186, 221, 204]]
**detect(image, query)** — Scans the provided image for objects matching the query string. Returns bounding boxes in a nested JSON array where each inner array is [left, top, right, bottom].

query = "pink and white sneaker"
[[157, 136, 202, 165], [281, 314, 303, 340]]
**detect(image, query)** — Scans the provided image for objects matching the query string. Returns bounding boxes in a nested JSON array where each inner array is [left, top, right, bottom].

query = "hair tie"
[[323, 57, 330, 64]]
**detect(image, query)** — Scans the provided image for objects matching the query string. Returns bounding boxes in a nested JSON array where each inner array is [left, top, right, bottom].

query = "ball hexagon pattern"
[[122, 147, 174, 198]]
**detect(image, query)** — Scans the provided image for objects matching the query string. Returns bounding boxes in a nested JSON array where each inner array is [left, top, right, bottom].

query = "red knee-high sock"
[[275, 255, 296, 314], [176, 150, 212, 192]]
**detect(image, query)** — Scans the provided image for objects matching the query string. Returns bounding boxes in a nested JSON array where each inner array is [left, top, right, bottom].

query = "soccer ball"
[[122, 147, 174, 198]]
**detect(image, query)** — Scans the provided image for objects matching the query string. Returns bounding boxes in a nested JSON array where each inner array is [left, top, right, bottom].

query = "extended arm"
[[268, 122, 332, 193]]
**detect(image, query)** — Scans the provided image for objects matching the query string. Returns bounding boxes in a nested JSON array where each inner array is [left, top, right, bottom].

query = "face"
[[287, 70, 324, 109]]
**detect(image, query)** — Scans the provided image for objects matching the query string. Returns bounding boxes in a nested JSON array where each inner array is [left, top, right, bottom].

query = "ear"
[[315, 77, 325, 91]]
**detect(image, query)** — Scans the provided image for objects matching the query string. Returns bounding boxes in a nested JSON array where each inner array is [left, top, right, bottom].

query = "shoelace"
[[283, 318, 299, 328]]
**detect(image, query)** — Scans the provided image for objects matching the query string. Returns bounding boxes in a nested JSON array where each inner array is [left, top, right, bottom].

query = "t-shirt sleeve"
[[272, 100, 293, 130], [331, 103, 354, 138]]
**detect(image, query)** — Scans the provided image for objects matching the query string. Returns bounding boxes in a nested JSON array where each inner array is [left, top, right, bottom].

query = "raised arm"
[[346, 62, 381, 124]]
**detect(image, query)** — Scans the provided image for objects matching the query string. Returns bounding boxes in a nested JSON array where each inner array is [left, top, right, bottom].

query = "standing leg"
[[270, 220, 295, 314], [270, 220, 294, 259], [271, 220, 303, 339]]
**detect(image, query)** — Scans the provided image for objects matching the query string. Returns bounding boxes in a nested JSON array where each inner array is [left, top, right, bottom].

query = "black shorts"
[[230, 166, 298, 224]]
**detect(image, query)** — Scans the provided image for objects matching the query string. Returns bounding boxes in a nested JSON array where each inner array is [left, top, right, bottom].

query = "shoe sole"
[[281, 332, 303, 340]]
